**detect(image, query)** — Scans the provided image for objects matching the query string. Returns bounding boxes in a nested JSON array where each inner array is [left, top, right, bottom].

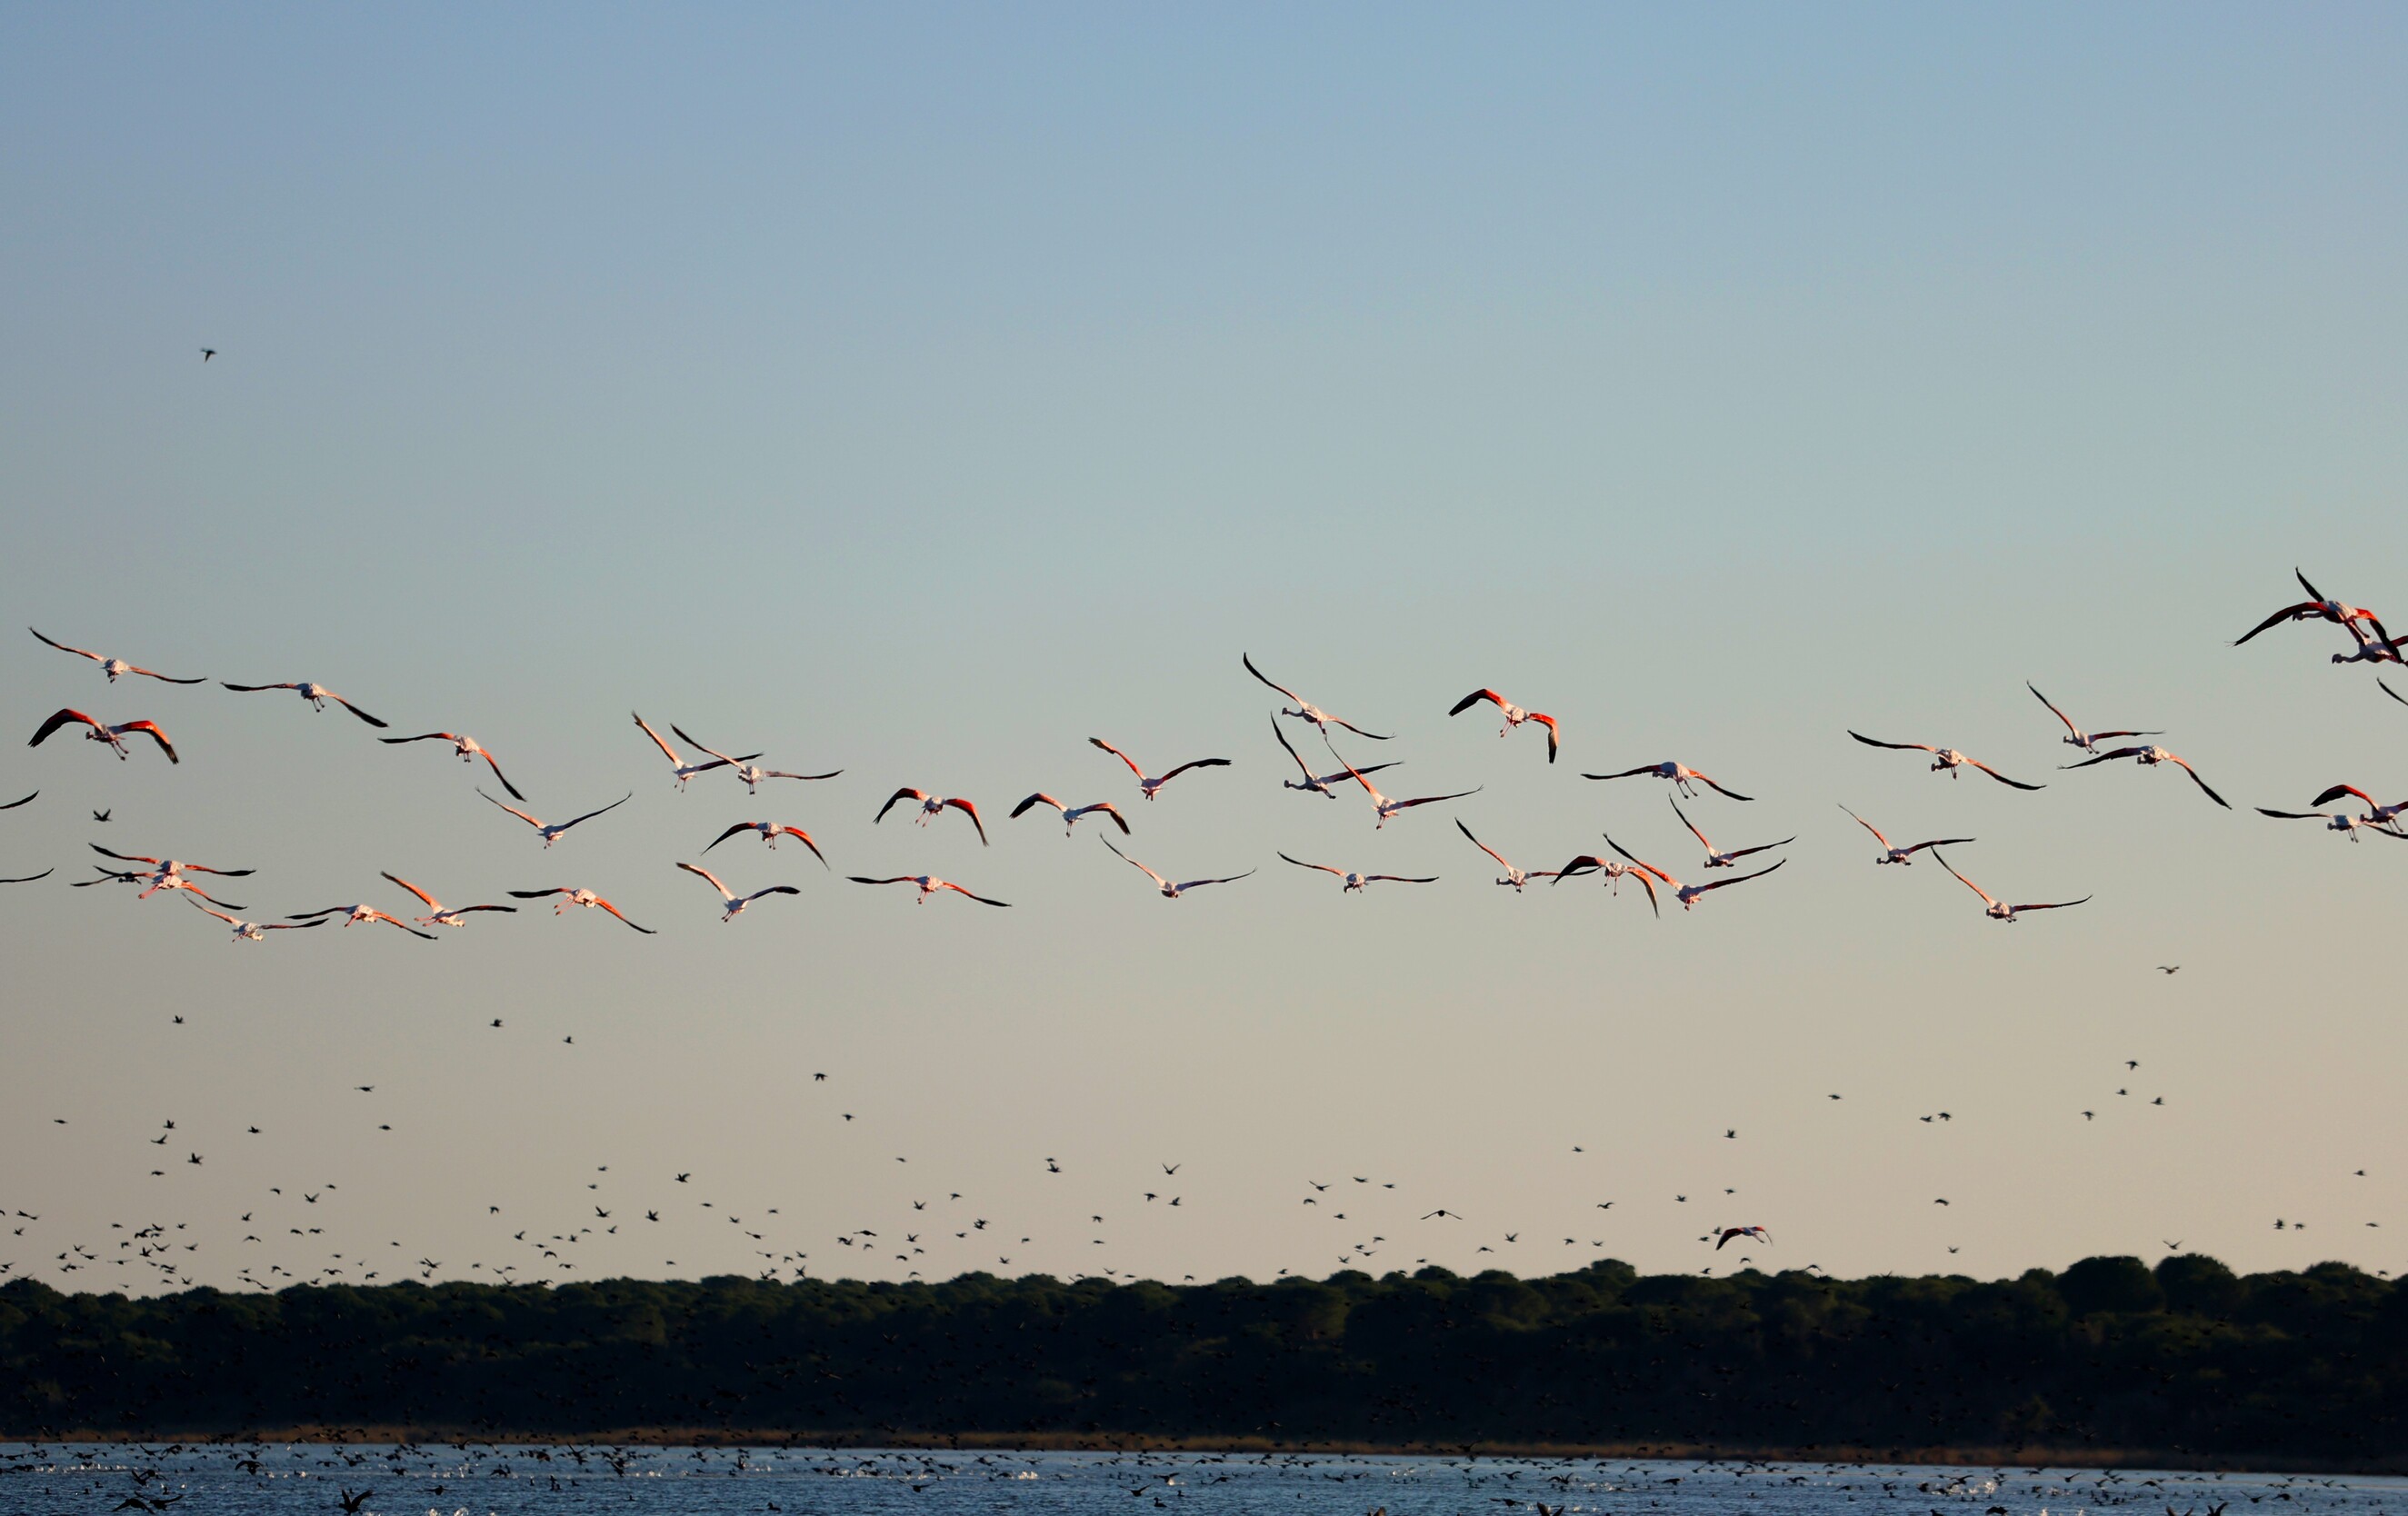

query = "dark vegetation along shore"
[[4, 1255, 2403, 1464]]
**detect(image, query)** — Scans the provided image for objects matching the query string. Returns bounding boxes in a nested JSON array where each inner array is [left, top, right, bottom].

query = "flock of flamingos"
[[7, 568, 2405, 935]]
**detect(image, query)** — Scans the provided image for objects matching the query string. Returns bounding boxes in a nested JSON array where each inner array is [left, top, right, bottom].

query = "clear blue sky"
[[3, 5, 2404, 1295]]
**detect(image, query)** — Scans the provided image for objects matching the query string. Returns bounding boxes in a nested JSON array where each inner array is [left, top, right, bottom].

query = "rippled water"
[[0, 1444, 2391, 1516]]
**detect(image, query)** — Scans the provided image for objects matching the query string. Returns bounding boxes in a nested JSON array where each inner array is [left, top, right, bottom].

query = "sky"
[[2, 4, 2405, 1298]]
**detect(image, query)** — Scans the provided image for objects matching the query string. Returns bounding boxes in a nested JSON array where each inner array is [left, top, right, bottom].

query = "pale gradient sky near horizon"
[[3, 5, 2405, 1297]]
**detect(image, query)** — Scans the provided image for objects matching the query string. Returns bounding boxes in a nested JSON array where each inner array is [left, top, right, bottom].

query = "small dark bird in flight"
[[200, 349, 215, 362], [2158, 965, 2180, 973], [94, 808, 109, 822]]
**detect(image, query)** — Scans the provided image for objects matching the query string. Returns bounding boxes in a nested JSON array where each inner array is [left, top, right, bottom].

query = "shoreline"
[[7, 1428, 2403, 1477]]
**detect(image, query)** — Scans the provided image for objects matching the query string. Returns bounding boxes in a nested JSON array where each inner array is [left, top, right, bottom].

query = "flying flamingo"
[[1008, 794, 1130, 835], [1325, 741, 1479, 829], [220, 679, 387, 727], [379, 732, 525, 801], [1089, 738, 1233, 800], [874, 789, 988, 844], [2233, 568, 2391, 649], [675, 862, 803, 923], [379, 873, 519, 928], [1268, 714, 1397, 797], [286, 903, 436, 939], [2060, 744, 2231, 808], [2305, 784, 2408, 832], [1836, 805, 1973, 865], [72, 863, 241, 907], [1276, 853, 1437, 893], [845, 873, 1011, 907], [632, 712, 757, 789], [2026, 683, 2161, 753], [89, 845, 254, 899], [2255, 804, 2406, 842], [28, 629, 205, 684], [1101, 837, 1254, 900], [1667, 799, 1793, 869], [1243, 653, 1393, 739], [1929, 851, 2091, 923], [1454, 819, 1562, 891], [505, 886, 656, 932], [1847, 732, 2043, 789], [1714, 1226, 1771, 1251], [1447, 688, 1558, 763], [1588, 836, 1786, 913], [669, 723, 840, 794], [1545, 849, 1661, 913], [2332, 623, 2408, 666], [29, 708, 178, 763], [480, 790, 631, 847], [187, 899, 325, 942], [1583, 761, 1754, 802], [702, 822, 829, 863]]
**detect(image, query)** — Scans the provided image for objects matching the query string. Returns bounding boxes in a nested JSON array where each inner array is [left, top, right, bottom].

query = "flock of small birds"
[[0, 1441, 2381, 1516], [5, 564, 2406, 1297]]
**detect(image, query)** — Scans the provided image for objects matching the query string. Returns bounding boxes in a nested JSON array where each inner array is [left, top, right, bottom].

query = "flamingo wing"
[[1721, 837, 1795, 861], [2167, 757, 2230, 808], [1154, 757, 1233, 783], [2233, 603, 2320, 645], [90, 844, 161, 865], [701, 823, 755, 853], [0, 868, 53, 883], [1267, 713, 1314, 779], [1528, 712, 1559, 762], [1547, 854, 1606, 882], [220, 681, 297, 693], [1836, 804, 1892, 849], [1696, 772, 1754, 801], [759, 767, 840, 782], [1581, 767, 1657, 782], [117, 721, 178, 763], [475, 750, 526, 802], [1603, 835, 1674, 885], [185, 898, 238, 924], [669, 723, 739, 766], [379, 732, 452, 746], [28, 627, 104, 662], [782, 827, 830, 866], [2059, 750, 2130, 770], [1965, 759, 2043, 790], [379, 873, 441, 911], [592, 898, 654, 933], [1902, 837, 1975, 856], [480, 790, 545, 829], [1847, 731, 1934, 753], [0, 790, 32, 810], [1448, 689, 1505, 716], [874, 787, 928, 823], [1391, 786, 1482, 811], [506, 888, 571, 899], [936, 881, 1011, 907], [2312, 784, 2376, 808], [943, 796, 989, 844], [1088, 737, 1146, 778], [1629, 868, 1661, 917], [1176, 869, 1254, 892], [29, 709, 101, 747], [1363, 874, 1438, 883], [846, 875, 915, 886], [2011, 896, 2092, 913], [1277, 853, 1345, 877], [2253, 808, 2326, 821], [2026, 683, 2079, 736], [1101, 837, 1170, 888], [676, 862, 735, 899], [1927, 851, 1998, 908], [1087, 803, 1132, 834], [1011, 793, 1064, 818], [2382, 678, 2407, 708], [1330, 717, 1394, 741], [1692, 857, 1786, 893], [1455, 819, 1512, 871], [1241, 653, 1303, 705], [126, 664, 205, 684], [1669, 798, 1713, 850], [631, 712, 682, 764], [555, 793, 633, 832]]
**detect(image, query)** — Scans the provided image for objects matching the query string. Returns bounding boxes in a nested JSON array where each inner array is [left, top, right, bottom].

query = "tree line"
[[4, 1254, 2402, 1460]]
